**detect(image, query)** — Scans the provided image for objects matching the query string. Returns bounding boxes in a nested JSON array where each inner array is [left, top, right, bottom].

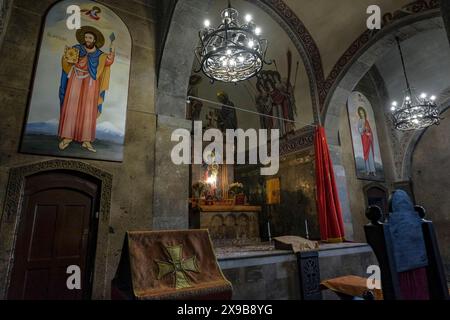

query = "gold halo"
[[76, 26, 105, 49]]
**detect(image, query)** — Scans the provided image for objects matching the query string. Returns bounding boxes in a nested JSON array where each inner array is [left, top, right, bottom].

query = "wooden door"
[[8, 172, 99, 300]]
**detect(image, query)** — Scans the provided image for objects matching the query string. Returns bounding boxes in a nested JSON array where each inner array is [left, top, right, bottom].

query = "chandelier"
[[390, 37, 441, 131], [195, 1, 269, 83]]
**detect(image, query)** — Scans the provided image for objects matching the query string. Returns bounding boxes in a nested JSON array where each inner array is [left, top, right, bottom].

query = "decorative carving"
[[248, 0, 439, 123], [297, 251, 322, 300], [383, 0, 439, 26], [4, 159, 112, 222], [302, 257, 321, 294], [279, 128, 315, 157]]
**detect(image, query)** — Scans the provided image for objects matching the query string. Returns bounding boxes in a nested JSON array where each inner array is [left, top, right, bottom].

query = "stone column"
[[328, 144, 355, 241], [325, 89, 355, 241], [153, 0, 209, 230], [152, 115, 191, 230]]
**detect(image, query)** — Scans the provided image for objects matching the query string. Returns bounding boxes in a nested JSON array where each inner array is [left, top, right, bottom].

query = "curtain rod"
[[186, 96, 317, 129]]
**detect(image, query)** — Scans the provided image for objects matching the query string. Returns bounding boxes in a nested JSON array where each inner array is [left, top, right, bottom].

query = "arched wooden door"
[[7, 171, 100, 300]]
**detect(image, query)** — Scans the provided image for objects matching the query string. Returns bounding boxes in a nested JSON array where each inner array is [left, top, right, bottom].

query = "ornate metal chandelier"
[[390, 37, 441, 131], [195, 1, 269, 83]]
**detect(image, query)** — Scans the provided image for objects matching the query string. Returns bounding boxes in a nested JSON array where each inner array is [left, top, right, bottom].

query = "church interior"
[[0, 0, 449, 301]]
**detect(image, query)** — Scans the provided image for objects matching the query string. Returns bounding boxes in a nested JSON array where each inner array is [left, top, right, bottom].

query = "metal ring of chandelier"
[[392, 91, 441, 131], [390, 37, 441, 131], [195, 6, 270, 83]]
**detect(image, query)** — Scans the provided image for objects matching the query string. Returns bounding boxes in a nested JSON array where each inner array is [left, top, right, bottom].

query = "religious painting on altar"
[[20, 0, 131, 162], [266, 177, 281, 205], [347, 92, 384, 181]]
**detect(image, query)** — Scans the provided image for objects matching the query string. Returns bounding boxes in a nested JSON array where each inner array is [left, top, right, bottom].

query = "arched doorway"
[[0, 160, 113, 299], [8, 171, 100, 300]]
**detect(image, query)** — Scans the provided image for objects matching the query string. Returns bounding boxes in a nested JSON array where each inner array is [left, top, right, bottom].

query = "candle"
[[305, 219, 309, 239]]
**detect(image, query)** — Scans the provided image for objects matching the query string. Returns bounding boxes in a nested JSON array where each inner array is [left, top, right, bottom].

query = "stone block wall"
[[0, 0, 156, 299]]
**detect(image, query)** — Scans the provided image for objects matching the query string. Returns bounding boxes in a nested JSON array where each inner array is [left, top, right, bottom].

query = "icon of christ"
[[58, 26, 115, 153]]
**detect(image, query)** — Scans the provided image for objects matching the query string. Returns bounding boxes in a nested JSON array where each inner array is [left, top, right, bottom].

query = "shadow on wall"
[[412, 108, 450, 280]]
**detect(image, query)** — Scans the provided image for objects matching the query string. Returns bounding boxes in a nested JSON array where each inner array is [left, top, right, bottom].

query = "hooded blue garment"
[[388, 190, 428, 273]]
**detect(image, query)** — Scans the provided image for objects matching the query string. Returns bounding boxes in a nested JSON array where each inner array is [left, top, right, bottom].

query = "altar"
[[198, 205, 262, 246]]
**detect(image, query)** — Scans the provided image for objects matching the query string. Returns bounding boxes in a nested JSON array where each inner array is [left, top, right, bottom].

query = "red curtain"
[[314, 126, 345, 243]]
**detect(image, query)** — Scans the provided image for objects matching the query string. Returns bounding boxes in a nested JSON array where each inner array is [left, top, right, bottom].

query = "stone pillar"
[[325, 89, 355, 241], [152, 115, 191, 230], [328, 145, 355, 241], [153, 0, 209, 230]]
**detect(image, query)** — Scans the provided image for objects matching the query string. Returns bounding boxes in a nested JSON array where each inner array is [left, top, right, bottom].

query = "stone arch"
[[153, 0, 323, 229], [0, 160, 113, 299], [321, 12, 442, 239], [157, 0, 321, 120], [323, 13, 442, 146]]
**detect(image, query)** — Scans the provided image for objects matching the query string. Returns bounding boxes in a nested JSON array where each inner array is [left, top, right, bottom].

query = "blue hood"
[[388, 190, 428, 272]]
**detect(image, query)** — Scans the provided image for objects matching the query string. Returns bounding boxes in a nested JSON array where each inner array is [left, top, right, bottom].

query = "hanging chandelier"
[[390, 37, 441, 131], [194, 1, 269, 83]]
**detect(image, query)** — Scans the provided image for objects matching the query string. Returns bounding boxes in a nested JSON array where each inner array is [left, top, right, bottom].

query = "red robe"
[[360, 120, 374, 161]]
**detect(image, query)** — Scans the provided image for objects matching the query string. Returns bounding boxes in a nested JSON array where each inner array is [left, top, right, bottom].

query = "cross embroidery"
[[156, 245, 200, 290]]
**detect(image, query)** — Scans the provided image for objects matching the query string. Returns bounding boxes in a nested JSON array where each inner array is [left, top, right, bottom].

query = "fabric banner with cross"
[[111, 230, 232, 300]]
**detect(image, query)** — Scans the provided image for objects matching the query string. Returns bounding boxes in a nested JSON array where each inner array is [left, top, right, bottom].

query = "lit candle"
[[267, 221, 272, 243], [305, 220, 309, 239]]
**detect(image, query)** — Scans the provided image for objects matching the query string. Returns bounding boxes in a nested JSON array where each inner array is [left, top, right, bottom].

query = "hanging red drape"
[[314, 125, 345, 243]]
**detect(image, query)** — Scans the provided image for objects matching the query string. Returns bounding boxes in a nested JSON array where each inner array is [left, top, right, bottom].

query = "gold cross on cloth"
[[156, 245, 200, 290]]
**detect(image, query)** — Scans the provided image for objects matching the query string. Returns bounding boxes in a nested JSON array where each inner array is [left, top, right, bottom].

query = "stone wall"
[[337, 68, 397, 242], [235, 148, 319, 241], [0, 0, 156, 299], [412, 108, 450, 280]]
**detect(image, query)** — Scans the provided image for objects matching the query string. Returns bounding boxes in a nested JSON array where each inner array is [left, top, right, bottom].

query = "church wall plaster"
[[0, 0, 157, 299]]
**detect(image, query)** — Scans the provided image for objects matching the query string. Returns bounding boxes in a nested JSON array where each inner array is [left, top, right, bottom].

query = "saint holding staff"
[[58, 26, 116, 153]]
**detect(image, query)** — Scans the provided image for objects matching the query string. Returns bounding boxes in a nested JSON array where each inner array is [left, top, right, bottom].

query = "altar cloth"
[[112, 230, 232, 300]]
